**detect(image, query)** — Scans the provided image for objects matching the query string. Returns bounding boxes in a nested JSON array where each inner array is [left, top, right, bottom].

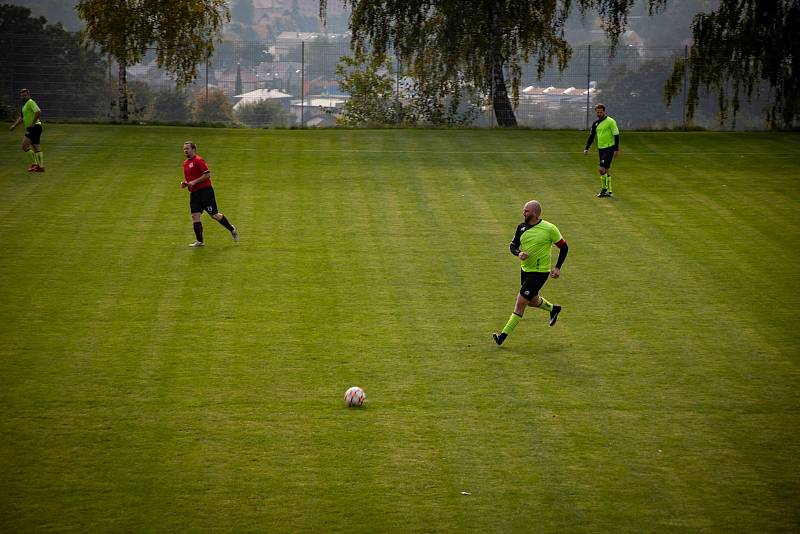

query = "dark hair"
[[19, 88, 29, 95], [594, 103, 606, 111], [183, 141, 197, 149]]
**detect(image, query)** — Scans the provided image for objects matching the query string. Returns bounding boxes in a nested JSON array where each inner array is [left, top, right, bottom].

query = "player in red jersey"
[[181, 141, 239, 247]]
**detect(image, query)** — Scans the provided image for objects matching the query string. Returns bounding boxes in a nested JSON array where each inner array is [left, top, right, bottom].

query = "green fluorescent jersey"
[[595, 116, 619, 149], [22, 99, 41, 128], [510, 219, 563, 273], [586, 115, 619, 150]]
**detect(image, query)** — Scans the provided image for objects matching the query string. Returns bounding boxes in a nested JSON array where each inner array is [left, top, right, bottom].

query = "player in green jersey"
[[583, 103, 619, 197], [493, 200, 569, 346], [9, 88, 45, 172]]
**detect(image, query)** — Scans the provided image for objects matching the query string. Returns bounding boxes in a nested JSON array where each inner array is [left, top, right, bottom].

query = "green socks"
[[606, 173, 612, 193], [501, 313, 522, 335], [36, 151, 44, 168], [499, 301, 555, 342], [25, 149, 36, 165]]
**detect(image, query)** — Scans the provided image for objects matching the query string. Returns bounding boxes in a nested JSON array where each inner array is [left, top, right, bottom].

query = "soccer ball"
[[344, 386, 366, 407]]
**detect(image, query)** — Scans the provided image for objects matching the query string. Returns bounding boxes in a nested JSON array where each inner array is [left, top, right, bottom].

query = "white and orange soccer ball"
[[344, 386, 366, 407]]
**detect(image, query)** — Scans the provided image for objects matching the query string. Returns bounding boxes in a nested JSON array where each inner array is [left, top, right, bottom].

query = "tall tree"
[[321, 0, 660, 126], [76, 0, 229, 120], [665, 0, 799, 128], [0, 4, 107, 120]]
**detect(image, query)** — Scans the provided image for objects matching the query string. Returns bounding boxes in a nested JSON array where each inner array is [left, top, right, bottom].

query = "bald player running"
[[493, 200, 569, 346]]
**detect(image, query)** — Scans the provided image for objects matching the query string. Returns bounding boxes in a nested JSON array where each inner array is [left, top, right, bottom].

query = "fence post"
[[490, 57, 495, 128], [301, 41, 305, 127], [396, 55, 400, 126], [683, 45, 688, 130], [585, 45, 591, 131]]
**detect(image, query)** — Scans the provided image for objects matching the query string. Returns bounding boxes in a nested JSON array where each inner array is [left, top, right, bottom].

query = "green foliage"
[[192, 88, 234, 123], [0, 3, 47, 32], [5, 0, 82, 31], [665, 0, 800, 128], [322, 0, 662, 126], [602, 59, 689, 128], [126, 80, 154, 120], [76, 0, 229, 119], [76, 0, 229, 86], [234, 99, 292, 128], [335, 52, 397, 126], [150, 89, 192, 122], [0, 4, 108, 120]]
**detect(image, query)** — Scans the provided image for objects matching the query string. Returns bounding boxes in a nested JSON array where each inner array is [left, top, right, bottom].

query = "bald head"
[[523, 200, 542, 223]]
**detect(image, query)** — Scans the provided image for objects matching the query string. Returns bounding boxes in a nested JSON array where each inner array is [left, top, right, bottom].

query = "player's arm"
[[612, 134, 620, 154], [583, 122, 597, 154], [9, 114, 21, 130], [189, 169, 211, 188], [509, 226, 526, 259], [32, 110, 40, 124], [550, 239, 568, 278]]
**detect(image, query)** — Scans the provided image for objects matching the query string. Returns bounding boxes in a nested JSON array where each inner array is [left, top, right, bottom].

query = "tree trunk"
[[118, 60, 128, 121], [491, 61, 517, 127]]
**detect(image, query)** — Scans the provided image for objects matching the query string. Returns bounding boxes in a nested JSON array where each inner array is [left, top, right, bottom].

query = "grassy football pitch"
[[1, 125, 798, 532]]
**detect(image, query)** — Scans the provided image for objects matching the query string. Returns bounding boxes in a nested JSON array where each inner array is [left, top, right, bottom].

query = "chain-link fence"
[[0, 33, 770, 129]]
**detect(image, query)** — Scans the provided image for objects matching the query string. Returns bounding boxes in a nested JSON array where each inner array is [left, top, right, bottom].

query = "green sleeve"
[[550, 224, 562, 243]]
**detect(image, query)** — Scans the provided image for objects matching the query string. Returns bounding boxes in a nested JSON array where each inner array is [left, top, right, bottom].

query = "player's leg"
[[29, 126, 44, 171], [204, 188, 238, 242], [529, 294, 562, 326], [21, 136, 36, 171], [189, 211, 204, 246], [601, 149, 614, 196], [597, 167, 608, 197], [211, 211, 238, 242], [188, 191, 205, 246], [33, 143, 43, 171], [493, 293, 529, 345], [494, 272, 550, 345]]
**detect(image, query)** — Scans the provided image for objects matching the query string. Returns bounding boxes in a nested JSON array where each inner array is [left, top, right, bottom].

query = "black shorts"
[[24, 124, 42, 144], [599, 147, 615, 169], [519, 270, 549, 300], [189, 186, 219, 215]]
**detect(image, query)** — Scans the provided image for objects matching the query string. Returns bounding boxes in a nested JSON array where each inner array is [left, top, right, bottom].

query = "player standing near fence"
[[583, 103, 619, 197], [9, 88, 45, 172]]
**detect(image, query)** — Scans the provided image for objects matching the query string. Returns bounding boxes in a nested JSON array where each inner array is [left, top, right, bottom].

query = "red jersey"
[[183, 155, 212, 192]]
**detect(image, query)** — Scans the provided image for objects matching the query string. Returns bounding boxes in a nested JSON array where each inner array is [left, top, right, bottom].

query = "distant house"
[[254, 62, 304, 93], [520, 84, 597, 109], [290, 96, 347, 125], [233, 89, 293, 111], [216, 65, 260, 96]]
